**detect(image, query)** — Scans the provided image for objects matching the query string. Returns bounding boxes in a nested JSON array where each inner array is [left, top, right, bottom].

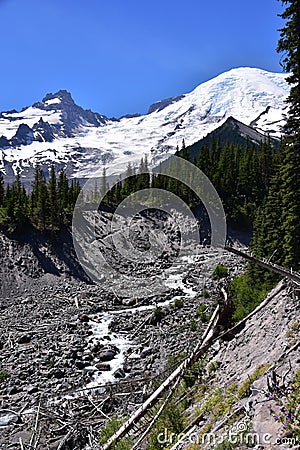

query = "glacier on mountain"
[[0, 67, 289, 181]]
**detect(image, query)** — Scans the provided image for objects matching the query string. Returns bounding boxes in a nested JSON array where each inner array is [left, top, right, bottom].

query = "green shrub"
[[190, 320, 197, 331], [286, 321, 300, 338], [211, 264, 228, 280], [207, 361, 219, 375], [196, 304, 211, 322], [200, 312, 210, 322], [174, 298, 184, 308], [230, 272, 270, 322], [0, 370, 9, 383], [49, 356, 55, 368], [183, 359, 205, 388], [151, 307, 164, 324], [202, 289, 210, 298], [199, 384, 238, 419], [196, 304, 206, 316]]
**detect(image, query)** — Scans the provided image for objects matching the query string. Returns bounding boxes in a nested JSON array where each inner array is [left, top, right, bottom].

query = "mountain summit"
[[0, 67, 289, 181], [42, 89, 74, 105]]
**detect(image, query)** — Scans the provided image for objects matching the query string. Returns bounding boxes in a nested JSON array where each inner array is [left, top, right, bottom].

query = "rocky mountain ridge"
[[0, 67, 289, 182]]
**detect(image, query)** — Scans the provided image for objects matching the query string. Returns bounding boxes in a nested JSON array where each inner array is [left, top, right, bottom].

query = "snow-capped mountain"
[[0, 67, 289, 182]]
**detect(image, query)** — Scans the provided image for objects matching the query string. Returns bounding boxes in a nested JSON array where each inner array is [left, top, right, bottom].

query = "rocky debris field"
[[0, 221, 245, 449], [2, 221, 299, 450]]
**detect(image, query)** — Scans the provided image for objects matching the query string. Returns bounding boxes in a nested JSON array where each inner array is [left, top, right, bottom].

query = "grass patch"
[[147, 398, 187, 450], [99, 418, 132, 450], [197, 384, 238, 421], [237, 364, 271, 398]]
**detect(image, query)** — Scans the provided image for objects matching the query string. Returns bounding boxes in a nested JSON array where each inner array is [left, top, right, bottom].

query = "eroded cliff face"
[[175, 280, 300, 450], [0, 226, 90, 298]]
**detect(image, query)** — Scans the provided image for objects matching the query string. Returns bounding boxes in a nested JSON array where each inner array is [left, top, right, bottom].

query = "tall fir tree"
[[280, 138, 300, 268], [48, 165, 58, 230], [100, 167, 108, 198], [31, 165, 48, 230], [251, 0, 300, 270], [277, 0, 300, 134], [11, 172, 28, 226], [137, 156, 150, 191], [0, 172, 4, 206], [278, 0, 300, 269], [57, 169, 70, 225]]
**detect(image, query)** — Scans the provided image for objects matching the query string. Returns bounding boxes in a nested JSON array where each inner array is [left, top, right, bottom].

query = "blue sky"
[[0, 0, 285, 117]]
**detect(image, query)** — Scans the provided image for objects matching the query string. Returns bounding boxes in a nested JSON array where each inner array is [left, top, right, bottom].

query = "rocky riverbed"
[[0, 222, 245, 449]]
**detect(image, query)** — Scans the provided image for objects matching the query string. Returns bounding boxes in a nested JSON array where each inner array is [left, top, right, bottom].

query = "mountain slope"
[[181, 116, 278, 161], [0, 68, 289, 181]]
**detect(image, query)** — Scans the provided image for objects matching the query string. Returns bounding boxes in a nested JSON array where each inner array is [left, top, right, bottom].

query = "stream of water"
[[85, 264, 198, 387]]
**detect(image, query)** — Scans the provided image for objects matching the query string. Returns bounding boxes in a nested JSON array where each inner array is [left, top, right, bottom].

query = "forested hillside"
[[0, 133, 275, 234], [0, 166, 80, 231]]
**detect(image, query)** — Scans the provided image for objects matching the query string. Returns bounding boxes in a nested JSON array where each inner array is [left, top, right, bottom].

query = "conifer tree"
[[196, 144, 212, 193], [93, 180, 99, 202], [122, 163, 137, 196], [277, 0, 300, 134], [137, 156, 150, 191], [57, 169, 70, 222], [10, 172, 27, 226], [251, 1, 300, 270], [4, 185, 13, 220], [0, 172, 4, 206], [180, 139, 189, 160], [278, 0, 300, 268], [280, 140, 300, 267], [31, 165, 48, 230], [100, 167, 108, 198], [48, 165, 58, 229]]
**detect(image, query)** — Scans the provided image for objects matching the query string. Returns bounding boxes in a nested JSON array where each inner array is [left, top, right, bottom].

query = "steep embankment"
[[0, 226, 90, 297], [166, 280, 300, 450]]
